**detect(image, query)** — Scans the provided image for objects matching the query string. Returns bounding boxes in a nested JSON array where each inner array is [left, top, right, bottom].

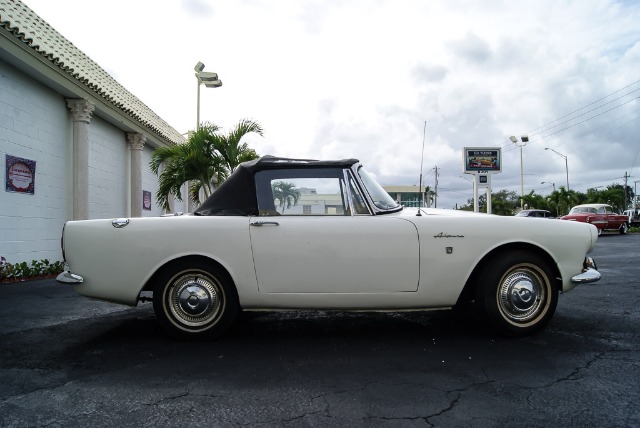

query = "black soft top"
[[193, 156, 360, 216]]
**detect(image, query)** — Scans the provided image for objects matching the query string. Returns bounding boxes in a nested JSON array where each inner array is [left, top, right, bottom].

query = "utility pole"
[[624, 171, 630, 209], [434, 166, 439, 208]]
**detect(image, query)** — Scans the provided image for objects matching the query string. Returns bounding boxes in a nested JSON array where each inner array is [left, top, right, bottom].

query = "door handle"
[[250, 221, 280, 227]]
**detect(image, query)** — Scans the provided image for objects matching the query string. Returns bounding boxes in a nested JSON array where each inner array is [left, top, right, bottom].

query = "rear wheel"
[[476, 251, 558, 336], [153, 260, 239, 339], [620, 223, 628, 235]]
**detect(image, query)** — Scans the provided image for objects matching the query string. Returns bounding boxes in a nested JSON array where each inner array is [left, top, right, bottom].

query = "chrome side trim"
[[56, 271, 84, 285], [161, 212, 184, 217]]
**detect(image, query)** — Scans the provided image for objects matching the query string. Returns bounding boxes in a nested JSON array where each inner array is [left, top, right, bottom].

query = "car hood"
[[394, 207, 598, 252], [393, 207, 492, 218]]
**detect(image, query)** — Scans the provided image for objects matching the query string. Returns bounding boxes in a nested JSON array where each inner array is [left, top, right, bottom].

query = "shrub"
[[0, 257, 64, 283]]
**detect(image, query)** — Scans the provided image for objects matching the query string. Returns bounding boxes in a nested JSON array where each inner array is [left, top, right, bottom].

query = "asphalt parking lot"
[[1, 234, 639, 427]]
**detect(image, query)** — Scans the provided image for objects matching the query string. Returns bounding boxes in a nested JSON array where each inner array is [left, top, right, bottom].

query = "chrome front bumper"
[[56, 271, 84, 285], [571, 257, 601, 284]]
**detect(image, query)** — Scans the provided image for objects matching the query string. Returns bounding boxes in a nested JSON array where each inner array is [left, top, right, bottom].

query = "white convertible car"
[[57, 156, 600, 339]]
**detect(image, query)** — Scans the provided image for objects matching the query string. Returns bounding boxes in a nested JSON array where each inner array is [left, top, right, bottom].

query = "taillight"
[[60, 222, 67, 262]]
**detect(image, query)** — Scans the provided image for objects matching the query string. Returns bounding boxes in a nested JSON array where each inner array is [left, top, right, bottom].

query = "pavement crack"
[[545, 351, 606, 386]]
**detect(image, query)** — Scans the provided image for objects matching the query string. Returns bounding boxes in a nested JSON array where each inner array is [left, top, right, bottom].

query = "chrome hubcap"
[[168, 273, 222, 327], [498, 268, 546, 323], [179, 285, 211, 316]]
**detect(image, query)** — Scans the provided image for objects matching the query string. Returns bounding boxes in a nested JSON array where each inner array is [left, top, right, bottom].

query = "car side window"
[[255, 169, 350, 216], [348, 176, 371, 215]]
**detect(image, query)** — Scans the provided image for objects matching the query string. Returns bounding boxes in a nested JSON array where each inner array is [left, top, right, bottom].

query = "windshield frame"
[[356, 166, 402, 213]]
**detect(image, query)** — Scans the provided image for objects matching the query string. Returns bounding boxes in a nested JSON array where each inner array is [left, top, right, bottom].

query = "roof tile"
[[0, 0, 185, 145]]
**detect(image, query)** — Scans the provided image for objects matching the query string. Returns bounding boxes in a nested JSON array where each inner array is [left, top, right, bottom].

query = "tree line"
[[458, 184, 635, 216]]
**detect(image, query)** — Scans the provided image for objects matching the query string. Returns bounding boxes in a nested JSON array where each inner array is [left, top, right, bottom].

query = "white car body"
[[58, 156, 600, 338], [63, 208, 597, 307]]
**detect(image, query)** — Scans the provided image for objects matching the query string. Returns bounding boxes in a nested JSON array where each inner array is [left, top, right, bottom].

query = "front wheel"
[[153, 260, 239, 339], [476, 251, 558, 336]]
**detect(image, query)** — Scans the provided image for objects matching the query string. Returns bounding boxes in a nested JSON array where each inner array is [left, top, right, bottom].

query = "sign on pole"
[[463, 147, 502, 213]]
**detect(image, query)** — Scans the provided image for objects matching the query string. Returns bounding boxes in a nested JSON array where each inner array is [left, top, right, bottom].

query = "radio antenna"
[[417, 121, 426, 216]]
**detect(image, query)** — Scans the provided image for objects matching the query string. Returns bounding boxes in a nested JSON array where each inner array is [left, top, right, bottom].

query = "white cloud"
[[23, 0, 640, 209]]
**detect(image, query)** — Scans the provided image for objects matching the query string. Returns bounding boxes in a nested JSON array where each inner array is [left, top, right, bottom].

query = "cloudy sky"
[[24, 0, 640, 209]]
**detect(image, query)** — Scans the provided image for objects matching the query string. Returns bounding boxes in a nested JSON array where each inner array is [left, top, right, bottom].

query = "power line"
[[526, 78, 640, 136], [534, 95, 639, 141], [425, 79, 640, 174]]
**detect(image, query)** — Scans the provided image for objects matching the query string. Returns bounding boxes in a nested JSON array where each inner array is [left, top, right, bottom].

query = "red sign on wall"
[[6, 155, 36, 195]]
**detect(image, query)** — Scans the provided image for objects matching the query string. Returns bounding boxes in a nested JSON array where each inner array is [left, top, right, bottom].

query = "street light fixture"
[[541, 181, 556, 192], [544, 148, 569, 191], [195, 62, 222, 130], [510, 135, 529, 209]]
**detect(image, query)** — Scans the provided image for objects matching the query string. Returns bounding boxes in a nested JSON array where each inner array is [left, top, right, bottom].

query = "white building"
[[0, 1, 185, 263]]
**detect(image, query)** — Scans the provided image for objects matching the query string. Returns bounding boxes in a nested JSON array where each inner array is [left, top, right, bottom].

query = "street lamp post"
[[510, 135, 529, 210], [185, 62, 222, 214], [544, 148, 569, 191], [194, 61, 222, 130]]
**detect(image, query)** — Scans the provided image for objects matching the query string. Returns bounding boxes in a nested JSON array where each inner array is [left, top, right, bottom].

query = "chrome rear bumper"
[[56, 271, 84, 285]]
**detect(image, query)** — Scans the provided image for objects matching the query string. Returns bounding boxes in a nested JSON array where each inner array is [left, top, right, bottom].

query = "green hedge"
[[1, 257, 64, 283]]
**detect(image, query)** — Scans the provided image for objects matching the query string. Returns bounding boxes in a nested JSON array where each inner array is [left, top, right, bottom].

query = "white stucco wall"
[[0, 61, 71, 263], [1, 60, 165, 264], [88, 117, 128, 218], [141, 145, 164, 217]]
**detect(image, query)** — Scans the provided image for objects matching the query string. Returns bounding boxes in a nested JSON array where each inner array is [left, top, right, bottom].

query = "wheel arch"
[[456, 242, 562, 306], [140, 254, 236, 295]]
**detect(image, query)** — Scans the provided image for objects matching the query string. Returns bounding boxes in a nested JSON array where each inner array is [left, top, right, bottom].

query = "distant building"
[[0, 1, 184, 263], [383, 185, 428, 207]]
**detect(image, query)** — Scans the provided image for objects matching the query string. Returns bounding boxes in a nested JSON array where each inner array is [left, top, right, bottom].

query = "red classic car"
[[560, 204, 629, 235]]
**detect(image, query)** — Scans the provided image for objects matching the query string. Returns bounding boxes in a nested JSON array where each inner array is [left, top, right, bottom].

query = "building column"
[[66, 99, 95, 220], [127, 133, 146, 217]]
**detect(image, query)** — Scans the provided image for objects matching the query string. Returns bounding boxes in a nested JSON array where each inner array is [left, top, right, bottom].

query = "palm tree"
[[522, 190, 551, 212], [210, 119, 263, 173], [491, 189, 518, 215], [424, 185, 435, 207], [272, 181, 301, 213], [150, 120, 262, 211], [549, 186, 579, 216]]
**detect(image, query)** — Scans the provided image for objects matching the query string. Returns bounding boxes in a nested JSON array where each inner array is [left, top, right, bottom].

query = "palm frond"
[[149, 119, 262, 212]]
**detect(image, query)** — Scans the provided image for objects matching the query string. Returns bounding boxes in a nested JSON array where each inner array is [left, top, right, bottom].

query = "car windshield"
[[357, 167, 400, 211]]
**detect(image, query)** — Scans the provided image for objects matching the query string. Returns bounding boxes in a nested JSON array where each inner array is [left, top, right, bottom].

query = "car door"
[[250, 216, 419, 293], [596, 206, 612, 229], [605, 205, 626, 228], [249, 168, 419, 293]]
